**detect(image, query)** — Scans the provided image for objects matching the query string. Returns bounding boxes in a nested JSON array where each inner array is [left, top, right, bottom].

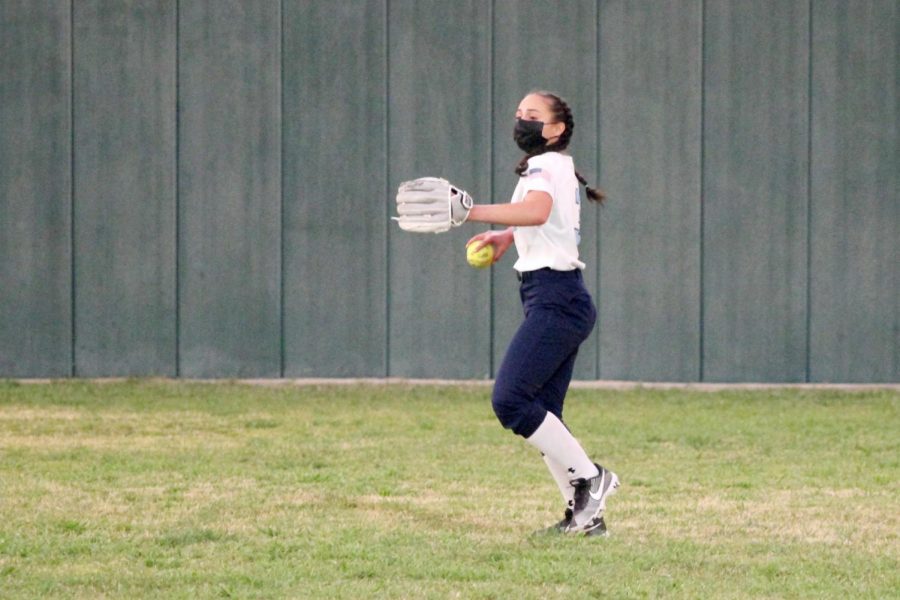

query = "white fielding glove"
[[393, 177, 474, 233]]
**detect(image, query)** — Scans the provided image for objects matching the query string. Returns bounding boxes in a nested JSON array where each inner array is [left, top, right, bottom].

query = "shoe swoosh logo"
[[589, 488, 604, 500]]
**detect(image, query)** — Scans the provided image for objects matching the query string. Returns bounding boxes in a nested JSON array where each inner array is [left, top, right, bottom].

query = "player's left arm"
[[467, 191, 552, 227], [394, 177, 549, 233]]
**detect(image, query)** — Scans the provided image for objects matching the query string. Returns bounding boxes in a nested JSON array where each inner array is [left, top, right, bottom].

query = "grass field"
[[0, 380, 897, 599]]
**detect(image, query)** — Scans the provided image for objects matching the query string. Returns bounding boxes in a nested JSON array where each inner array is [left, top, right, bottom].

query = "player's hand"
[[466, 229, 514, 264]]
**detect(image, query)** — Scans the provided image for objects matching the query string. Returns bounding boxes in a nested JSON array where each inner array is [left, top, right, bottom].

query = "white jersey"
[[510, 152, 585, 272]]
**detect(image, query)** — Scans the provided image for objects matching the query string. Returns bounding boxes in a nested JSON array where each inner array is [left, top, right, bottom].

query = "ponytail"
[[515, 151, 543, 178], [575, 169, 605, 203]]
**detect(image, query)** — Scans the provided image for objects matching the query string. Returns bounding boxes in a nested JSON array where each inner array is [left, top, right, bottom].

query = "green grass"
[[0, 380, 897, 599]]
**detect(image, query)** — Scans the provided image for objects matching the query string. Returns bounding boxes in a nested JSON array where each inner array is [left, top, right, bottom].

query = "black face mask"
[[513, 119, 546, 153]]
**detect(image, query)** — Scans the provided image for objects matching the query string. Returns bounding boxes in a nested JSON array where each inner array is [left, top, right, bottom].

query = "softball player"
[[466, 91, 618, 535], [394, 91, 618, 536]]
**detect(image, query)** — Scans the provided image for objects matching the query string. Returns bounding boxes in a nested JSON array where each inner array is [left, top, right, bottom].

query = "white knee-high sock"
[[542, 453, 576, 511], [526, 412, 599, 481]]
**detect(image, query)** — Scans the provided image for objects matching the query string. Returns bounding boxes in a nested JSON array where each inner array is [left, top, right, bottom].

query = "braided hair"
[[515, 91, 605, 203]]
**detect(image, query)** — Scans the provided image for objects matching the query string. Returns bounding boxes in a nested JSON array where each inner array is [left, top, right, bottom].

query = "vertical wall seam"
[[174, 0, 181, 377], [384, 0, 391, 377], [698, 0, 706, 382], [279, 0, 285, 377], [69, 0, 76, 377], [488, 0, 494, 379], [805, 0, 813, 383], [595, 0, 602, 379]]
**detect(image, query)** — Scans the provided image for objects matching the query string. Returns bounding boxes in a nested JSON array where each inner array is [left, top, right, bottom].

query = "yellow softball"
[[466, 241, 494, 269]]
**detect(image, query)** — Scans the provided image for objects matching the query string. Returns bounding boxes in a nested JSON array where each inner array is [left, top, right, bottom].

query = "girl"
[[465, 91, 618, 536]]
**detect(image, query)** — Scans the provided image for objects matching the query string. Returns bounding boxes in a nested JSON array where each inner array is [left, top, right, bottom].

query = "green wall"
[[1, 0, 897, 382]]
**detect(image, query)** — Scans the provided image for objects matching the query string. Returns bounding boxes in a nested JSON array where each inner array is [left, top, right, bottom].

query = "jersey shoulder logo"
[[526, 167, 552, 182]]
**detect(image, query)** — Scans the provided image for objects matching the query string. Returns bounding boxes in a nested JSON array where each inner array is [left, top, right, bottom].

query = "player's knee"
[[491, 379, 534, 435], [491, 387, 519, 430]]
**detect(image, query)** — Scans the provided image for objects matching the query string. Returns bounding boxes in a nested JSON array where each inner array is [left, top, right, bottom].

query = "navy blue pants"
[[492, 268, 597, 438]]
